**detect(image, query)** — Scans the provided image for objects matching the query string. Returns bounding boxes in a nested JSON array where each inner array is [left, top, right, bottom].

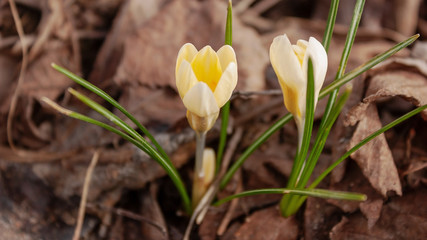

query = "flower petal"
[[176, 43, 198, 74], [270, 34, 306, 118], [269, 34, 305, 90], [191, 46, 222, 91], [213, 62, 237, 107], [217, 45, 237, 71], [176, 60, 198, 98], [183, 82, 219, 117], [307, 37, 328, 93]]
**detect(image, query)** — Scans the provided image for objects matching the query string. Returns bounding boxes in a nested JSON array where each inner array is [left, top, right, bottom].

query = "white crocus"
[[176, 43, 238, 133], [269, 34, 328, 148]]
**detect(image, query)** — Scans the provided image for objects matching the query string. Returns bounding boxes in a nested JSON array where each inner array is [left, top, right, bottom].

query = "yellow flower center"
[[292, 41, 308, 67], [191, 47, 222, 92]]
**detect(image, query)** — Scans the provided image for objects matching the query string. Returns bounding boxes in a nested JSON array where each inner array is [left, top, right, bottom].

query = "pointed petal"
[[303, 37, 328, 107], [307, 37, 328, 93], [213, 62, 237, 107], [217, 45, 237, 71], [176, 43, 198, 74], [270, 34, 306, 118], [269, 34, 305, 90], [191, 46, 222, 91], [183, 82, 219, 117], [176, 60, 198, 98]]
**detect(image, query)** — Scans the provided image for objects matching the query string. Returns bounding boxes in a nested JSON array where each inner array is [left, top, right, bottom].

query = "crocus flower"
[[269, 34, 327, 147], [176, 43, 238, 133]]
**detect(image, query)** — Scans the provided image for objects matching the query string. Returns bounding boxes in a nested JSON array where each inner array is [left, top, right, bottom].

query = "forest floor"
[[0, 0, 426, 239]]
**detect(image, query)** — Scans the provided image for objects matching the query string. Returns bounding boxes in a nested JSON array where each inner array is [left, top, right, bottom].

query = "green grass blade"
[[216, 0, 233, 174], [298, 85, 352, 188], [286, 58, 316, 188], [319, 0, 364, 132], [322, 0, 340, 52], [319, 34, 419, 98], [51, 63, 170, 162], [225, 0, 232, 46], [68, 88, 157, 155], [42, 97, 192, 213], [213, 188, 366, 206], [310, 104, 427, 190], [67, 89, 191, 213], [219, 34, 418, 190]]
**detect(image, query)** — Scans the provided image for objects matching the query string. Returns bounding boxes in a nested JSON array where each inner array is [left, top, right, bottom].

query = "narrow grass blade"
[[286, 58, 315, 188], [322, 0, 340, 52], [216, 0, 233, 174], [298, 85, 352, 187], [51, 63, 170, 162], [219, 34, 418, 190], [213, 188, 366, 206], [42, 97, 192, 213], [319, 0, 364, 132]]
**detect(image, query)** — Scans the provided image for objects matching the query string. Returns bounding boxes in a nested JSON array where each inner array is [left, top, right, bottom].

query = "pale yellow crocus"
[[270, 34, 328, 147], [176, 43, 238, 133], [176, 43, 237, 209]]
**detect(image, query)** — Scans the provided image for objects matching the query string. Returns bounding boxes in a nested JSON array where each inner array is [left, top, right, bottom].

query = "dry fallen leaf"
[[344, 57, 427, 197], [233, 206, 298, 240], [114, 0, 268, 91], [348, 104, 402, 197]]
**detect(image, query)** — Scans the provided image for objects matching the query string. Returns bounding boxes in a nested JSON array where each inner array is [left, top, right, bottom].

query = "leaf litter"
[[0, 0, 427, 239]]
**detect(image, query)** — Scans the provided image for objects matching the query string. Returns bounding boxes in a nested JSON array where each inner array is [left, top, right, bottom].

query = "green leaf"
[[322, 0, 340, 52], [217, 0, 233, 174], [51, 63, 170, 163], [46, 89, 192, 214], [214, 188, 366, 207]]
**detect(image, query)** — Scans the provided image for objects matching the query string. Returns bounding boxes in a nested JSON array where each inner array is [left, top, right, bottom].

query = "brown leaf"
[[89, 0, 167, 84], [114, 0, 268, 91], [117, 87, 186, 127], [22, 42, 77, 100], [233, 206, 298, 240], [345, 58, 427, 126], [348, 104, 402, 197]]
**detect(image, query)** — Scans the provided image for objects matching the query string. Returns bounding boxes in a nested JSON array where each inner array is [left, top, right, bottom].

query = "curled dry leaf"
[[344, 57, 427, 197], [345, 58, 427, 126], [347, 104, 402, 197]]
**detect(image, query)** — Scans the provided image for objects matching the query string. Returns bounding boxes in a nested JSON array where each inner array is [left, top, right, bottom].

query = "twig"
[[217, 170, 242, 236], [73, 151, 99, 240], [85, 203, 167, 235], [7, 0, 29, 151], [231, 89, 282, 100]]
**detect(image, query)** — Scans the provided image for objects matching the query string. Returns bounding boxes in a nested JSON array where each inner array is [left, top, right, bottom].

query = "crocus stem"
[[195, 131, 206, 178]]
